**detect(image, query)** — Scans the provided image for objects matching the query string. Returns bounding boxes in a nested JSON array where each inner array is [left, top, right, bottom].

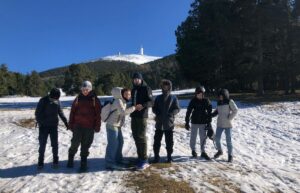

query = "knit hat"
[[195, 86, 205, 94], [132, 72, 143, 80], [82, 81, 92, 91], [49, 88, 61, 99]]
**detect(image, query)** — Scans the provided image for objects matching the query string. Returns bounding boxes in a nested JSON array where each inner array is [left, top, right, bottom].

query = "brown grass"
[[203, 175, 241, 193], [150, 162, 173, 170], [13, 118, 36, 129], [125, 167, 195, 193], [175, 123, 186, 129]]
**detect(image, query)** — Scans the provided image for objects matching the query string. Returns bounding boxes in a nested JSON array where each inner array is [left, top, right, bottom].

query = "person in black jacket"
[[185, 86, 212, 160], [130, 72, 153, 170], [35, 88, 68, 169], [152, 79, 180, 163]]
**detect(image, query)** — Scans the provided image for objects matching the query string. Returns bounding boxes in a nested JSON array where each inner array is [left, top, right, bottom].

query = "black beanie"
[[49, 88, 61, 99], [132, 72, 143, 80]]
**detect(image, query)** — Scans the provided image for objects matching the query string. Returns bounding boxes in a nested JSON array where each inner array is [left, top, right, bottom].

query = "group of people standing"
[[35, 72, 238, 172]]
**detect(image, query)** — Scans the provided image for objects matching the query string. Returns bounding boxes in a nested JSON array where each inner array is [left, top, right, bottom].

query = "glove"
[[64, 122, 69, 129], [206, 123, 214, 140], [185, 123, 190, 131], [206, 123, 212, 130], [94, 127, 100, 133]]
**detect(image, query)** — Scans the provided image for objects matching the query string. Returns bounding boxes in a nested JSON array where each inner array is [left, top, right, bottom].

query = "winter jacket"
[[35, 96, 67, 127], [130, 81, 153, 118], [153, 94, 180, 130], [212, 99, 238, 128], [185, 97, 212, 125], [69, 91, 101, 132], [106, 87, 136, 128]]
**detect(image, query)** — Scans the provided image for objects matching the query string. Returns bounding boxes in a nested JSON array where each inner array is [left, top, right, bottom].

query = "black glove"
[[64, 122, 69, 130], [37, 121, 44, 128], [206, 123, 214, 140], [206, 123, 212, 129], [185, 123, 190, 131]]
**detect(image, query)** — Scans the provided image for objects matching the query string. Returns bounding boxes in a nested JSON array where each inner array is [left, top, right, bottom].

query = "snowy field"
[[0, 101, 299, 193]]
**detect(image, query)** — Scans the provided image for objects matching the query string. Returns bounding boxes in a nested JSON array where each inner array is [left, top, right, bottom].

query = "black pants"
[[38, 126, 58, 158], [68, 127, 94, 158], [153, 129, 174, 157]]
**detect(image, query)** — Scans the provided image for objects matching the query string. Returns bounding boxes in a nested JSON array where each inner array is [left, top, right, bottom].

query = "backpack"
[[101, 99, 117, 122]]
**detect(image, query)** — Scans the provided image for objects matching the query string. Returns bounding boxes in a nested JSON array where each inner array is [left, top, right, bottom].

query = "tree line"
[[176, 0, 300, 95]]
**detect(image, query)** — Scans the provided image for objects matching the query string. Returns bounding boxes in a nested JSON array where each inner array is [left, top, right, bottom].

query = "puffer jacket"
[[69, 91, 101, 132], [106, 87, 136, 128], [212, 99, 238, 128]]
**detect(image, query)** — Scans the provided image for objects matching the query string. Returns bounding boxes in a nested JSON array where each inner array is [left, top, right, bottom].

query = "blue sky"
[[0, 0, 192, 73]]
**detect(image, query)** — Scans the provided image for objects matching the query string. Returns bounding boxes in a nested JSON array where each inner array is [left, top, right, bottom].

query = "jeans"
[[190, 124, 207, 153], [215, 127, 233, 155], [105, 125, 124, 166]]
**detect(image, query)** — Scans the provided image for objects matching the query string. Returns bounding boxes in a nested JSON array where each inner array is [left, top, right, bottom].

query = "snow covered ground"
[[0, 102, 299, 193]]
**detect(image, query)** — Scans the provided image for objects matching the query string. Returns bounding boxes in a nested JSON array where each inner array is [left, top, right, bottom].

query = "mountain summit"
[[102, 47, 161, 65]]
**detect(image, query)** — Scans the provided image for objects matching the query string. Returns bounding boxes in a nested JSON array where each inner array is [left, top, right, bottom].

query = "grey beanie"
[[82, 80, 92, 91]]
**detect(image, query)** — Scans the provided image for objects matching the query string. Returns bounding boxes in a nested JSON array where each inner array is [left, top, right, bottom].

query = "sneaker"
[[228, 155, 233, 163], [192, 150, 197, 158], [136, 160, 150, 170], [214, 150, 223, 159], [200, 152, 211, 161]]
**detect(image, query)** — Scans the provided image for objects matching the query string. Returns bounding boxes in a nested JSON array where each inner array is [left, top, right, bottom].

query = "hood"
[[111, 87, 123, 99], [160, 79, 172, 95]]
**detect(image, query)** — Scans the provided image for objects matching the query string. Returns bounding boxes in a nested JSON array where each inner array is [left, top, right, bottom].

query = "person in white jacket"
[[105, 87, 136, 169], [212, 89, 238, 162]]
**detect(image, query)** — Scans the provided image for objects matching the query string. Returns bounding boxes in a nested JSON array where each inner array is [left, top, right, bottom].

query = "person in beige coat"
[[105, 87, 136, 169], [212, 89, 238, 162]]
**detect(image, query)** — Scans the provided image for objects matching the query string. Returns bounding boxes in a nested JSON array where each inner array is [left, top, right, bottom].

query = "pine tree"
[[24, 71, 47, 96], [63, 64, 95, 95]]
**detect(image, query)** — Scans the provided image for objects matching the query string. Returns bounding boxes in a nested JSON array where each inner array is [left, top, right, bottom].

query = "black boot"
[[166, 155, 173, 163], [214, 150, 223, 159], [228, 155, 233, 163], [79, 156, 88, 172], [192, 150, 197, 158], [200, 152, 211, 161], [67, 153, 74, 168], [37, 155, 44, 169], [53, 156, 59, 168], [152, 155, 160, 164]]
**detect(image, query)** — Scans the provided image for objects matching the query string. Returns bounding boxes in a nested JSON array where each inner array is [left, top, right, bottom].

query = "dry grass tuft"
[[13, 118, 36, 129]]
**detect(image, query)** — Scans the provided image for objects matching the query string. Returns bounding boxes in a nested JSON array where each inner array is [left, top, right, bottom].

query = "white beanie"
[[81, 80, 92, 91]]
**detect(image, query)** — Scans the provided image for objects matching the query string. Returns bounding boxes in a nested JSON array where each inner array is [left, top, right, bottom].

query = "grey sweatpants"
[[190, 124, 207, 153]]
